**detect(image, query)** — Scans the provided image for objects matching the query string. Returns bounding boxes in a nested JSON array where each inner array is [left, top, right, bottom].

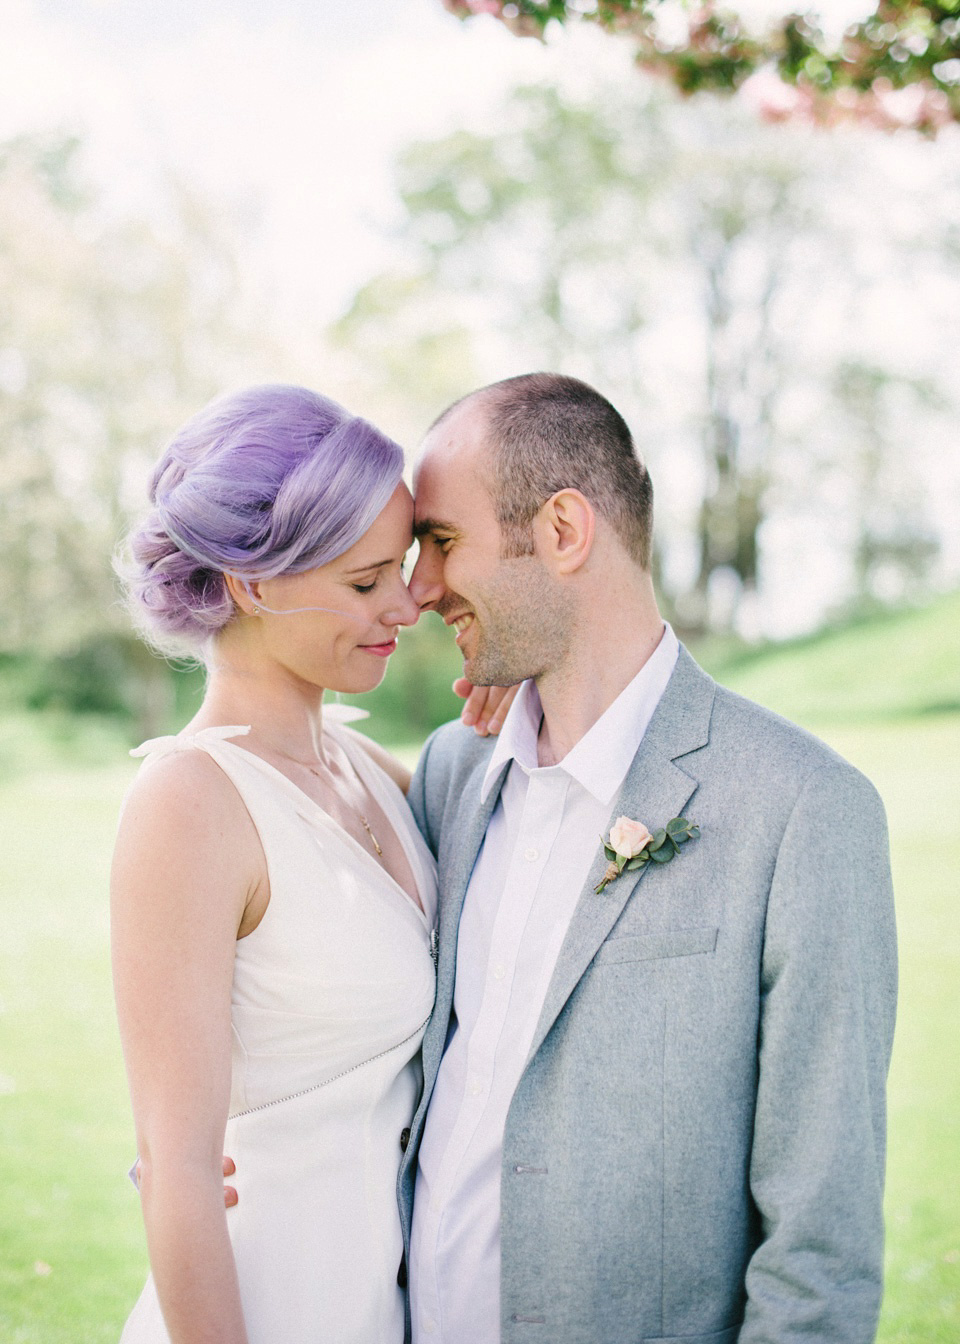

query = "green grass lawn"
[[0, 706, 957, 1338]]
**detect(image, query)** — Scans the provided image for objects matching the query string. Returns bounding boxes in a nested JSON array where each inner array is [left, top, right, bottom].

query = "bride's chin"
[[325, 666, 390, 697]]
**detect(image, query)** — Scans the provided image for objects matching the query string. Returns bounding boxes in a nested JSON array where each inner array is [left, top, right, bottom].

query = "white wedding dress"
[[119, 720, 437, 1344]]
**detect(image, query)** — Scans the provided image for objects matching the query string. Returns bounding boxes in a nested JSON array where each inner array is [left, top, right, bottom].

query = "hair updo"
[[121, 384, 405, 656]]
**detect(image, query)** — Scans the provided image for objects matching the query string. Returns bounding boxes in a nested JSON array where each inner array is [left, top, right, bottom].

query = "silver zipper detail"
[[229, 1015, 430, 1120]]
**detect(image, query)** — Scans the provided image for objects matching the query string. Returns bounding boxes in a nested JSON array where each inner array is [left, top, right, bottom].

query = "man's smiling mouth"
[[449, 613, 475, 645]]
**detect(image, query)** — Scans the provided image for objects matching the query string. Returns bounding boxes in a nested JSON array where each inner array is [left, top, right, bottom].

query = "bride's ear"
[[534, 489, 595, 576], [224, 572, 262, 615]]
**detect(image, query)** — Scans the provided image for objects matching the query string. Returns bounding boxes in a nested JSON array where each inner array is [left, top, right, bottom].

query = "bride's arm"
[[112, 750, 261, 1344]]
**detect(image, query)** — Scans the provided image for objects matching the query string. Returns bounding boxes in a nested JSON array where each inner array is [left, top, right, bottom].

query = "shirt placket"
[[424, 769, 567, 1342]]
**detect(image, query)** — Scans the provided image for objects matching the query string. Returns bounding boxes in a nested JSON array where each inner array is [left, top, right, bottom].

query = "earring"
[[253, 605, 261, 615]]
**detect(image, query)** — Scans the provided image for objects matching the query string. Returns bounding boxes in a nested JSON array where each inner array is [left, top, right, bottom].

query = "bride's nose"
[[382, 580, 420, 628]]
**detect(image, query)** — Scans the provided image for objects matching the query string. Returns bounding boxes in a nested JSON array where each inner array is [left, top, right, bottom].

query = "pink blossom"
[[740, 69, 811, 123]]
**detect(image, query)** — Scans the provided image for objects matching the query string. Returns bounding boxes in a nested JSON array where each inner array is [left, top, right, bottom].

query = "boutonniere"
[[594, 814, 700, 894]]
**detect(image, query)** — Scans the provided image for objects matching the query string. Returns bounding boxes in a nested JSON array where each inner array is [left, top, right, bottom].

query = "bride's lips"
[[358, 639, 397, 658]]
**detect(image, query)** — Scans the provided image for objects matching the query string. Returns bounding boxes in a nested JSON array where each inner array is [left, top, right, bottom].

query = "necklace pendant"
[[359, 814, 383, 856]]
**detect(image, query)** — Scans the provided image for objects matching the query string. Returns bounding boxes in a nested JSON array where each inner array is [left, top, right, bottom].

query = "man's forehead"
[[425, 388, 496, 454], [414, 401, 493, 515]]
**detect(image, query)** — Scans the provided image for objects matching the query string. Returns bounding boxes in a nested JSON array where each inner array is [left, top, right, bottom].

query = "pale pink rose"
[[608, 816, 653, 859]]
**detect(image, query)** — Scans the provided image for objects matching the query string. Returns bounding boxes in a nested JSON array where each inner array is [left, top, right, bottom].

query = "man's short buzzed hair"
[[440, 372, 653, 568]]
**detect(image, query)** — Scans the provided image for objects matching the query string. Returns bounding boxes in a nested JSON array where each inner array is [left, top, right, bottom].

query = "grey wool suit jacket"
[[399, 648, 897, 1344]]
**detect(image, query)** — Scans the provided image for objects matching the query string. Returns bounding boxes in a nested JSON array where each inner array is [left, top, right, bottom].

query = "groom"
[[401, 373, 897, 1344]]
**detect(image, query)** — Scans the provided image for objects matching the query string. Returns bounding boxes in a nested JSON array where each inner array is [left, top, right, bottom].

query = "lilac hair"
[[121, 384, 404, 655]]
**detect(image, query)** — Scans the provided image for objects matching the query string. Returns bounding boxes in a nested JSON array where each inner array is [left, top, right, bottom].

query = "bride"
[[112, 384, 507, 1344]]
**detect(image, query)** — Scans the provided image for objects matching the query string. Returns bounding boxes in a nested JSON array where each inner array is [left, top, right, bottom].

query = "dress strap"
[[323, 702, 369, 724], [129, 725, 251, 759], [129, 703, 368, 763]]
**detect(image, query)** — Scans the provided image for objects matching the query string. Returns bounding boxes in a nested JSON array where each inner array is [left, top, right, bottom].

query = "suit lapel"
[[525, 649, 716, 1065], [420, 756, 510, 1087], [436, 761, 508, 984]]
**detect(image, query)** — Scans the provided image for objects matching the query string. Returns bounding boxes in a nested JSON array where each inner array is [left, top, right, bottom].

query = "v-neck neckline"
[[215, 729, 431, 927]]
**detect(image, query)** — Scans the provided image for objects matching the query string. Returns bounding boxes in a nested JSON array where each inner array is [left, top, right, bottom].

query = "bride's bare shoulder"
[[116, 742, 255, 863]]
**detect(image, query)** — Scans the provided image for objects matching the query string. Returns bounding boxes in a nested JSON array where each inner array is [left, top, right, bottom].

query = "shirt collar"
[[480, 623, 680, 805]]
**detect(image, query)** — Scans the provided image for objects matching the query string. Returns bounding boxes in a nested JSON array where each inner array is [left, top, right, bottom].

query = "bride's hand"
[[453, 680, 520, 736]]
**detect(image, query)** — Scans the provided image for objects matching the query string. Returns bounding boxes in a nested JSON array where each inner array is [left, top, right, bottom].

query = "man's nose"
[[408, 549, 445, 612]]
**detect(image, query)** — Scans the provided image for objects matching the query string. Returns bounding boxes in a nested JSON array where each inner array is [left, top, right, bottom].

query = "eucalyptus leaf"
[[604, 845, 617, 861], [625, 856, 647, 871], [649, 845, 674, 864], [648, 829, 667, 851]]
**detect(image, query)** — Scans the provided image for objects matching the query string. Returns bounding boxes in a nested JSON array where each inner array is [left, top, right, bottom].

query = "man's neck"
[[535, 616, 667, 767]]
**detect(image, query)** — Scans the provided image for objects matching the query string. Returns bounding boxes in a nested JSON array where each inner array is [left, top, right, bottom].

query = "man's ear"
[[223, 572, 261, 615], [535, 489, 595, 575]]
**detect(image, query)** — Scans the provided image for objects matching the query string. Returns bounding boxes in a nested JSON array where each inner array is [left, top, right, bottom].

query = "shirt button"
[[492, 963, 506, 981], [524, 847, 539, 861], [469, 1078, 483, 1097], [422, 1320, 436, 1335]]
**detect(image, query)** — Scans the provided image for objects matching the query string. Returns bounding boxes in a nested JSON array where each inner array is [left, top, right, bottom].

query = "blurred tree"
[[440, 1, 960, 134], [331, 270, 482, 451], [830, 360, 942, 605], [0, 133, 268, 736]]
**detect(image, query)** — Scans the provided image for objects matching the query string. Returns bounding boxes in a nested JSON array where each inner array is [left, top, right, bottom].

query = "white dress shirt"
[[410, 624, 680, 1343]]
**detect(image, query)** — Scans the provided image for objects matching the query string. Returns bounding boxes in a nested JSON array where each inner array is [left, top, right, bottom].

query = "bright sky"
[[0, 0, 877, 323], [0, 0, 552, 320]]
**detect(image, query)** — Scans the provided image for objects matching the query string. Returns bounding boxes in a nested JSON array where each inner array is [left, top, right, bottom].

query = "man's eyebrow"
[[413, 517, 457, 539]]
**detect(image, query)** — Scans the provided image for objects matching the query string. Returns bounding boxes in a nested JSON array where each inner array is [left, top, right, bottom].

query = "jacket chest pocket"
[[592, 926, 718, 966]]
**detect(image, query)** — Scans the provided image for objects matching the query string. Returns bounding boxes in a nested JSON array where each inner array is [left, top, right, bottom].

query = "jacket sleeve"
[[740, 760, 898, 1344]]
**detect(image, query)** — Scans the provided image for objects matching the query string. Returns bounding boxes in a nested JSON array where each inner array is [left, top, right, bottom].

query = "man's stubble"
[[442, 555, 573, 689]]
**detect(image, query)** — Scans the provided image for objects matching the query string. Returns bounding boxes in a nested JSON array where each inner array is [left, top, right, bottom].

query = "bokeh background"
[[0, 1, 957, 1339]]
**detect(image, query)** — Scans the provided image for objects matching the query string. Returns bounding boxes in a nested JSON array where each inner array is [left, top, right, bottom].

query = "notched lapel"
[[525, 648, 716, 1066], [420, 753, 509, 1094], [435, 759, 509, 993]]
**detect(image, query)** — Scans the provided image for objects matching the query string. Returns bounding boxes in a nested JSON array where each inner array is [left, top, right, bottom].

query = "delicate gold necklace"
[[275, 746, 383, 857], [304, 759, 383, 856]]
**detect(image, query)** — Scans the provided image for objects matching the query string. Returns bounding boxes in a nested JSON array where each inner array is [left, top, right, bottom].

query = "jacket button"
[[400, 1127, 411, 1152], [397, 1254, 407, 1288]]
